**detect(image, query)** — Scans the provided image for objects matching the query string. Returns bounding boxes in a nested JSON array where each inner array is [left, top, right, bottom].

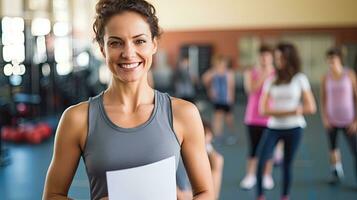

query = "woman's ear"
[[100, 45, 106, 58], [152, 37, 158, 54]]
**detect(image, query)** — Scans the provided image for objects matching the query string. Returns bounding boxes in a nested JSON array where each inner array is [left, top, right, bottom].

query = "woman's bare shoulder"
[[57, 101, 89, 143], [170, 97, 199, 118], [64, 101, 89, 122]]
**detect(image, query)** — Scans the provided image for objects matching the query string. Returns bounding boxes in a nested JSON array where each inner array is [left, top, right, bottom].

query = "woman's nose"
[[121, 43, 136, 58]]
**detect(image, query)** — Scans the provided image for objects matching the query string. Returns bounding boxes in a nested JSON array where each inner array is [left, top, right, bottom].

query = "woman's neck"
[[331, 64, 343, 78], [105, 78, 154, 109]]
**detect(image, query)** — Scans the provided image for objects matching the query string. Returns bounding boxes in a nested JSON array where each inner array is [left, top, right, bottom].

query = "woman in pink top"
[[241, 45, 275, 190], [320, 47, 357, 184]]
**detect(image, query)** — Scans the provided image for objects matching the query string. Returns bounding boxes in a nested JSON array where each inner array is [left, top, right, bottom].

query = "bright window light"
[[19, 64, 26, 75], [1, 17, 24, 33], [31, 18, 51, 36], [13, 17, 25, 32], [12, 64, 21, 75], [2, 32, 25, 45], [3, 45, 14, 62], [56, 62, 73, 76], [53, 22, 70, 36], [99, 64, 111, 84], [76, 52, 90, 67], [1, 17, 12, 32], [3, 45, 25, 63], [54, 37, 72, 63], [3, 64, 13, 76], [34, 36, 47, 64], [41, 63, 51, 76]]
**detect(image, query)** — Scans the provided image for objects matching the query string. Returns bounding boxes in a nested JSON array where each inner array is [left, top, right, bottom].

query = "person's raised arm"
[[244, 69, 269, 94], [259, 79, 298, 117], [42, 103, 88, 200], [301, 87, 316, 115], [320, 75, 331, 129], [259, 90, 299, 117], [172, 99, 215, 200]]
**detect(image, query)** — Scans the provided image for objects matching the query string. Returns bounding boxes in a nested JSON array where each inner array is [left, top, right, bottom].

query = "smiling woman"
[[102, 12, 157, 83], [42, 0, 214, 200]]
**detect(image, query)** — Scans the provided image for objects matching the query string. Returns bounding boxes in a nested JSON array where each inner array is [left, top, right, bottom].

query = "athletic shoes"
[[263, 175, 275, 190], [329, 163, 344, 184], [240, 175, 256, 190], [240, 175, 275, 190]]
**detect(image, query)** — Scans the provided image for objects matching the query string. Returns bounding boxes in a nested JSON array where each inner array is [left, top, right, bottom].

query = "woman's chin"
[[113, 73, 145, 83]]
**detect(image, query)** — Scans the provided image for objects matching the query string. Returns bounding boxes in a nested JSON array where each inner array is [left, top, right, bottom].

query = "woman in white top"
[[256, 43, 316, 200]]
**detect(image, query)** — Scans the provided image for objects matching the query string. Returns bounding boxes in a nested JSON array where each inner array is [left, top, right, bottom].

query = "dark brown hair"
[[259, 44, 273, 54], [326, 47, 342, 58], [93, 0, 161, 46], [326, 47, 344, 65], [274, 42, 301, 85]]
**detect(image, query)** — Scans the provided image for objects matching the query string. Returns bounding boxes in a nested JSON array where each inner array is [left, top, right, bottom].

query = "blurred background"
[[0, 0, 357, 199]]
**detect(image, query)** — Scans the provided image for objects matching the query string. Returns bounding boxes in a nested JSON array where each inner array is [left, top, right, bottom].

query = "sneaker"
[[329, 163, 344, 184], [240, 175, 256, 190], [263, 175, 274, 190]]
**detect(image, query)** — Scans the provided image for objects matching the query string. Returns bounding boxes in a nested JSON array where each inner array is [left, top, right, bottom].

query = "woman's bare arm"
[[244, 69, 268, 94], [320, 75, 331, 129], [301, 89, 317, 115], [259, 89, 316, 117], [259, 92, 298, 117], [172, 98, 215, 200], [42, 103, 88, 200]]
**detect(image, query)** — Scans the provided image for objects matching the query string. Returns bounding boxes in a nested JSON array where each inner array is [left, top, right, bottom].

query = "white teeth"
[[119, 62, 140, 69]]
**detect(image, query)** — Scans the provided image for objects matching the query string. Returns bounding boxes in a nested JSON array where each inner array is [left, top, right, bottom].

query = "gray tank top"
[[82, 90, 181, 200]]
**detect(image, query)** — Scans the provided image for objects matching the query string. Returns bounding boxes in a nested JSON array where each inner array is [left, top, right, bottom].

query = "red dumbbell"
[[36, 123, 52, 139], [27, 130, 43, 144]]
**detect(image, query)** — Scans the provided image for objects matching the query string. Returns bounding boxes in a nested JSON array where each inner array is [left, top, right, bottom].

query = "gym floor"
[[0, 98, 356, 200]]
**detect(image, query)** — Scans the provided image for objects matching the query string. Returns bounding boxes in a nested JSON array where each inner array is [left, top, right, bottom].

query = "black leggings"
[[326, 127, 357, 180], [257, 127, 302, 196], [246, 125, 266, 157]]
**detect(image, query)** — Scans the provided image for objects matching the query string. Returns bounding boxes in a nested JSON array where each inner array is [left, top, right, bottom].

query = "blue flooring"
[[0, 103, 357, 200]]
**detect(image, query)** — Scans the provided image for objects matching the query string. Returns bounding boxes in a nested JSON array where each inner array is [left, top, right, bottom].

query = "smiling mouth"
[[118, 62, 142, 69]]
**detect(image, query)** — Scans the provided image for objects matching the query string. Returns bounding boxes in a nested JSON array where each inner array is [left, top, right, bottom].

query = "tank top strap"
[[156, 91, 180, 145], [87, 92, 103, 138], [165, 93, 174, 130], [157, 91, 173, 128]]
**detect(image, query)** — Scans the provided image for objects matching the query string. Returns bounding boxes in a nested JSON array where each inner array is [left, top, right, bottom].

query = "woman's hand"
[[322, 116, 332, 130], [347, 120, 357, 134], [295, 105, 303, 115]]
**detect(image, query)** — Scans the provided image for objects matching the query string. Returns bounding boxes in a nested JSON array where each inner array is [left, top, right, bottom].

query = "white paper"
[[106, 156, 176, 200]]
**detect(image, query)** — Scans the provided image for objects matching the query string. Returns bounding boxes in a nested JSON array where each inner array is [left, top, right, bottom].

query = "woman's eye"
[[135, 40, 146, 45], [109, 41, 121, 47]]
